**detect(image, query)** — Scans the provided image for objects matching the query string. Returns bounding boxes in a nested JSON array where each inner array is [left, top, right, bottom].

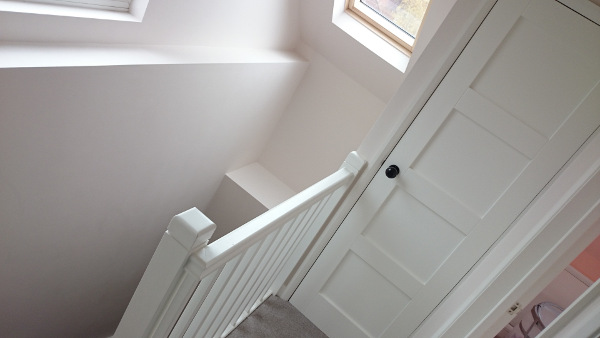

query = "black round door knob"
[[385, 165, 400, 178]]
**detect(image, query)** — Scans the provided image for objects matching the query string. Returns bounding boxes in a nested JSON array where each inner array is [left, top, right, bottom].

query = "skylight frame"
[[346, 0, 429, 53], [0, 0, 148, 21], [23, 0, 130, 11]]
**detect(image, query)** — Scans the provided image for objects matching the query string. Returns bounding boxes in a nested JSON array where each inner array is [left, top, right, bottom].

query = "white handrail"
[[189, 167, 354, 276], [114, 151, 365, 338]]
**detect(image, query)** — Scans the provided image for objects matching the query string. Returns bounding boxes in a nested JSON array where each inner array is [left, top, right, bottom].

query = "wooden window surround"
[[345, 0, 430, 53]]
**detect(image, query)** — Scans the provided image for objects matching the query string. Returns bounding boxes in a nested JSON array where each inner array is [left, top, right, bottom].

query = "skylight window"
[[28, 0, 131, 11], [0, 0, 148, 21], [347, 0, 431, 52]]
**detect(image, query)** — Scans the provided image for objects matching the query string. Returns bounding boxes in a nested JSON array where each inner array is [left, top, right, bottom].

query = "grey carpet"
[[226, 295, 328, 338]]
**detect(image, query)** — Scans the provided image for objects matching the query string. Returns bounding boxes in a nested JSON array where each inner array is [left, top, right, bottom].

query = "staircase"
[[114, 152, 364, 338]]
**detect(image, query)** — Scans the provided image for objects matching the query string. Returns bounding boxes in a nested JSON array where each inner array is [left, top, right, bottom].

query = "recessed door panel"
[[411, 110, 529, 216], [320, 251, 411, 337], [472, 18, 600, 138], [363, 187, 464, 283], [455, 88, 547, 159]]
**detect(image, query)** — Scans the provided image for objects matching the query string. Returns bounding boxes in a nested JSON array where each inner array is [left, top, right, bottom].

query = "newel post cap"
[[167, 208, 216, 251]]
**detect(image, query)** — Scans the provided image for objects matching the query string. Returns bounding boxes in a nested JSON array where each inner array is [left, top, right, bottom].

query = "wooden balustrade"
[[114, 151, 365, 338]]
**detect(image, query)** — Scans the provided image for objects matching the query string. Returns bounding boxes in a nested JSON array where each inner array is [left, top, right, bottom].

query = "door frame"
[[413, 126, 600, 337]]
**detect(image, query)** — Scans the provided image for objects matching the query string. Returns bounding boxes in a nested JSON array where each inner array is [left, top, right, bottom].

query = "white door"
[[291, 0, 600, 337]]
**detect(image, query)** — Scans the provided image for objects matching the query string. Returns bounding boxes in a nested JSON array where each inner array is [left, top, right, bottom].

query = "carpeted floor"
[[226, 295, 328, 338]]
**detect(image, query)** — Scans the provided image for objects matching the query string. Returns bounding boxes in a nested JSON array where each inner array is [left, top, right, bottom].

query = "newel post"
[[114, 208, 215, 338]]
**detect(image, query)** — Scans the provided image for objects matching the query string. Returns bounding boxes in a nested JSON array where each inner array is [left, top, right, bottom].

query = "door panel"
[[292, 0, 600, 337], [321, 251, 411, 337], [472, 18, 598, 139], [411, 109, 530, 216], [455, 89, 547, 160], [362, 187, 464, 283]]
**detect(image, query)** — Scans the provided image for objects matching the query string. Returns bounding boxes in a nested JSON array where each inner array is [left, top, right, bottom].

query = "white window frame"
[[332, 0, 410, 72], [346, 0, 419, 52], [0, 0, 149, 22], [29, 0, 131, 12]]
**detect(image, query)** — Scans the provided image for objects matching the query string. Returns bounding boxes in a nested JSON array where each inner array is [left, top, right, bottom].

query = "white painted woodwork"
[[411, 127, 600, 338], [558, 0, 600, 25], [114, 152, 365, 338], [291, 0, 600, 337], [114, 209, 216, 337], [0, 0, 146, 22]]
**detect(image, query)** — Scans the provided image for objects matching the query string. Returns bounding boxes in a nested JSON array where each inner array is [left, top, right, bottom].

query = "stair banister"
[[115, 209, 216, 338], [114, 151, 365, 338]]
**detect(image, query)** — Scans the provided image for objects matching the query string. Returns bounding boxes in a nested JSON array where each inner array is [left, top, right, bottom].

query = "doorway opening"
[[495, 234, 600, 338]]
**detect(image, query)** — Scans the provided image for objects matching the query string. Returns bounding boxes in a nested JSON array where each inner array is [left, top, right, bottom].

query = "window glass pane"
[[360, 0, 430, 38]]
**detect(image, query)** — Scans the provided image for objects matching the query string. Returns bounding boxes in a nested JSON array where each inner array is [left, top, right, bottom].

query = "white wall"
[[256, 0, 461, 193], [204, 162, 296, 241], [204, 175, 269, 242], [298, 0, 403, 103], [259, 45, 385, 192], [0, 1, 308, 336], [0, 0, 463, 336], [186, 0, 461, 243], [298, 0, 459, 103], [0, 61, 305, 337]]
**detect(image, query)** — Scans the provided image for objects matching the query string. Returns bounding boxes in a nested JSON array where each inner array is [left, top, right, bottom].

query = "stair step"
[[226, 295, 328, 338]]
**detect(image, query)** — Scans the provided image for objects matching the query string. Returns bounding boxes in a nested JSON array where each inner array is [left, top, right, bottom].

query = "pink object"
[[571, 235, 600, 282]]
